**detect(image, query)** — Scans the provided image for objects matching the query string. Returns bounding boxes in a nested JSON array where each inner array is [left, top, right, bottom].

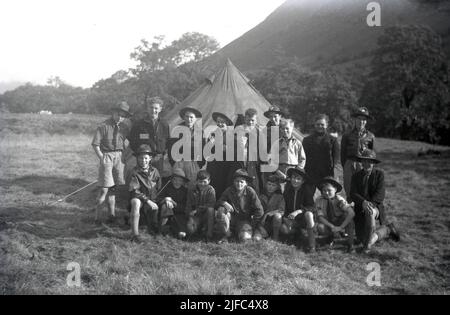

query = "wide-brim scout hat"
[[351, 107, 371, 119], [233, 169, 254, 182], [179, 107, 202, 119], [318, 176, 343, 193], [356, 149, 381, 164], [286, 167, 308, 180], [113, 101, 131, 118], [170, 168, 190, 182], [134, 144, 156, 156], [212, 112, 233, 126], [264, 105, 284, 118]]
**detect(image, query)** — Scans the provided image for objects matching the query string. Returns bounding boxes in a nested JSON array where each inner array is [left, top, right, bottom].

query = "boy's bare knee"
[[280, 224, 290, 235], [130, 199, 141, 215], [253, 232, 262, 242], [317, 223, 326, 235], [238, 231, 252, 242], [273, 213, 283, 221], [97, 188, 108, 202], [186, 218, 196, 234], [305, 211, 315, 228]]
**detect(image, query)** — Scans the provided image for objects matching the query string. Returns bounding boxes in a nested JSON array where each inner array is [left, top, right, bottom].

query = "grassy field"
[[0, 113, 449, 295]]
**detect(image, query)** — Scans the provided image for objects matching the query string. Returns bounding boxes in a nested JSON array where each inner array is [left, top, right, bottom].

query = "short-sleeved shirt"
[[316, 195, 353, 223], [185, 185, 216, 214], [92, 118, 129, 152], [259, 193, 285, 215]]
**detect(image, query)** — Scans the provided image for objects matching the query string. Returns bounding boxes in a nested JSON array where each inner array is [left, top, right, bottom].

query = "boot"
[[130, 234, 143, 244], [388, 222, 401, 242]]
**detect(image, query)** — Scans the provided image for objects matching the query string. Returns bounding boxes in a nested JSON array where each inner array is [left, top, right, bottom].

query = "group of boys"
[[91, 98, 400, 254]]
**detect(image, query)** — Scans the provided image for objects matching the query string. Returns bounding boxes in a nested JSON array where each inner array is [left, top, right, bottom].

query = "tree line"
[[1, 26, 449, 145]]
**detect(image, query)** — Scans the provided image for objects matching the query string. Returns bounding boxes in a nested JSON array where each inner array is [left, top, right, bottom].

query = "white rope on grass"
[[48, 180, 98, 206]]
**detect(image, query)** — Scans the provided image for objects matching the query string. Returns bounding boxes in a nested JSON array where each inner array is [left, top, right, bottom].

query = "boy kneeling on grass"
[[129, 144, 161, 243], [215, 169, 264, 243], [350, 149, 400, 254], [280, 167, 316, 252], [156, 168, 189, 239], [316, 177, 355, 254], [258, 174, 285, 241], [185, 170, 216, 241]]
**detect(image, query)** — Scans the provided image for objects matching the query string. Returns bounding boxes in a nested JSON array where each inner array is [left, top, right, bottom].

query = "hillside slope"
[[209, 0, 450, 70]]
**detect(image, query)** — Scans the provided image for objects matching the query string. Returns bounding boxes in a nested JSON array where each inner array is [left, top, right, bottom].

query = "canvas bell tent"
[[162, 59, 303, 139]]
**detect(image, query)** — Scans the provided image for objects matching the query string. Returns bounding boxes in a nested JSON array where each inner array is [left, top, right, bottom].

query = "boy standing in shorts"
[[92, 101, 131, 224]]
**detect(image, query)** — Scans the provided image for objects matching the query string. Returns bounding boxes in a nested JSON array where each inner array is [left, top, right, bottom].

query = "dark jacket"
[[265, 121, 279, 153], [185, 185, 216, 215], [303, 132, 340, 184], [128, 166, 161, 202], [156, 183, 188, 215], [350, 168, 386, 225], [206, 128, 234, 198], [341, 128, 375, 167], [283, 182, 315, 216], [128, 117, 170, 154], [218, 185, 264, 221]]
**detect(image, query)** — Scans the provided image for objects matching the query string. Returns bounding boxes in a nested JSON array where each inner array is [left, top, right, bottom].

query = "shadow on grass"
[[0, 175, 133, 240], [0, 205, 111, 240], [0, 175, 130, 209]]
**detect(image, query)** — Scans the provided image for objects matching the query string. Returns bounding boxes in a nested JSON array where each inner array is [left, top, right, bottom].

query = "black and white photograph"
[[0, 0, 449, 298]]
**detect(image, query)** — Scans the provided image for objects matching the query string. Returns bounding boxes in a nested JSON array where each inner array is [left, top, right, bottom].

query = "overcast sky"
[[0, 0, 285, 88]]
